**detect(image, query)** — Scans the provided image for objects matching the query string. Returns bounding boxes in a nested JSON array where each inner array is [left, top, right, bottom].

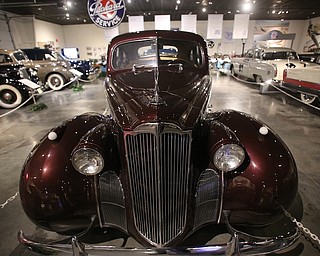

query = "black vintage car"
[[0, 63, 40, 108], [19, 31, 300, 255]]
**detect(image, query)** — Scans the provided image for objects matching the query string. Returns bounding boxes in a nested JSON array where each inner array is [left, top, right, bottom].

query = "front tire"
[[254, 75, 263, 84], [47, 73, 66, 91], [0, 84, 23, 109], [230, 66, 238, 77], [300, 93, 316, 104]]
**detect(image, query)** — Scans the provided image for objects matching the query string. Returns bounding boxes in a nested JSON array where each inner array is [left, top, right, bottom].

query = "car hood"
[[105, 68, 211, 130]]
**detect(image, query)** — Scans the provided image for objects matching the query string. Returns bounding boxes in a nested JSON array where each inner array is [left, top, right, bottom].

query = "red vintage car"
[[19, 30, 300, 255]]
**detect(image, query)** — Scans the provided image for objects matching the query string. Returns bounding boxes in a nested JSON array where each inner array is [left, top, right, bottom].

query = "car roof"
[[257, 47, 296, 52], [110, 30, 207, 46], [0, 49, 20, 54]]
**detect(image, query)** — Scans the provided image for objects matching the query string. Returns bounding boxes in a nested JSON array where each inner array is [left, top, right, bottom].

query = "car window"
[[13, 51, 28, 61], [0, 53, 13, 63], [262, 51, 299, 60], [112, 39, 203, 70], [112, 40, 157, 69], [44, 53, 57, 61]]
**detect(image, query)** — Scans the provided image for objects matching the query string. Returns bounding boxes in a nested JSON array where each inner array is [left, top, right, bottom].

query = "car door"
[[240, 50, 254, 79]]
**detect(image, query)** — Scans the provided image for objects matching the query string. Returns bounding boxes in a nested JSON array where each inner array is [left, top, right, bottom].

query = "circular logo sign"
[[87, 0, 125, 29]]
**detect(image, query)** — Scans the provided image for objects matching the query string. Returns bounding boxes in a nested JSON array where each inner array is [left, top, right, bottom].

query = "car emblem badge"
[[87, 0, 126, 29]]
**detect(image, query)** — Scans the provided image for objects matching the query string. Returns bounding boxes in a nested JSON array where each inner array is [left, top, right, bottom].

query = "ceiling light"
[[209, 2, 213, 4], [243, 3, 252, 12], [202, 7, 207, 12], [236, 10, 240, 13], [66, 13, 69, 17], [66, 1, 72, 7], [228, 11, 231, 14], [175, 5, 178, 10], [83, 19, 87, 23], [272, 10, 276, 14], [127, 0, 131, 3], [176, 0, 181, 4]]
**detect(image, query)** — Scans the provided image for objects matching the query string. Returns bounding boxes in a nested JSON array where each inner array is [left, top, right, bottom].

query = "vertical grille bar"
[[125, 124, 191, 246]]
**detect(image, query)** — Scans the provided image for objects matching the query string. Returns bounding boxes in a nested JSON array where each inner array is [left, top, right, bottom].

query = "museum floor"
[[0, 72, 319, 256]]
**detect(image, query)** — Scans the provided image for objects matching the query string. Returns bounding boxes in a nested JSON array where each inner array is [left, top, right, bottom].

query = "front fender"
[[205, 110, 298, 225], [19, 113, 114, 233]]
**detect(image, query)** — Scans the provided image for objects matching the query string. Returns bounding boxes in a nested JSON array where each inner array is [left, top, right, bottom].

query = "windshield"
[[112, 39, 203, 70], [13, 51, 28, 61], [262, 51, 299, 60]]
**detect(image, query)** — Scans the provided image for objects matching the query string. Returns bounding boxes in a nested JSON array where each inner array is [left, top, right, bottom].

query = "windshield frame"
[[110, 38, 205, 71]]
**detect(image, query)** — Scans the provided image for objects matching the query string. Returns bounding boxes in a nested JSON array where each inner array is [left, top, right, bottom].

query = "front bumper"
[[17, 212, 300, 256]]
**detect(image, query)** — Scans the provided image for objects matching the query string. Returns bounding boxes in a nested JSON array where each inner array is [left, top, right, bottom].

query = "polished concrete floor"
[[0, 72, 319, 255]]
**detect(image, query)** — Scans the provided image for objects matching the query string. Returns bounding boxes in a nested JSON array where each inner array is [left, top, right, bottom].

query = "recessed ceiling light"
[[243, 3, 252, 12], [202, 7, 207, 12], [272, 10, 276, 14], [66, 1, 72, 7], [177, 0, 181, 4]]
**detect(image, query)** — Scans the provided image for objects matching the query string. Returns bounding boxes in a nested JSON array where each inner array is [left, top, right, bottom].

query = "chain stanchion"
[[0, 191, 19, 209], [78, 69, 101, 83], [229, 73, 320, 111], [281, 205, 320, 250], [0, 76, 83, 119]]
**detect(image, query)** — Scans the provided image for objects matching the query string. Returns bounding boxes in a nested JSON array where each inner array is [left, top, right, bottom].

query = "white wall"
[[1, 9, 319, 57], [34, 19, 65, 49], [0, 11, 35, 49]]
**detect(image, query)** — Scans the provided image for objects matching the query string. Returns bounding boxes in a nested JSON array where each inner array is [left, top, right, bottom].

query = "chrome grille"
[[125, 123, 192, 246]]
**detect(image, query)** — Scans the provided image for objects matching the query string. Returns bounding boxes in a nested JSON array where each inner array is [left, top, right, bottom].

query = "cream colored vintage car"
[[282, 65, 320, 104], [230, 47, 309, 83]]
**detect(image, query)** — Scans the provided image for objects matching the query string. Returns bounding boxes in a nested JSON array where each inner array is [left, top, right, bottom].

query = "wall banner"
[[155, 15, 171, 30], [207, 14, 223, 39], [128, 16, 144, 32], [232, 14, 250, 39], [181, 15, 197, 33], [87, 0, 126, 29]]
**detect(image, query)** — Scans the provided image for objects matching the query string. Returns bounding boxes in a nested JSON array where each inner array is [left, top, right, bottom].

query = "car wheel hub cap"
[[2, 91, 15, 103]]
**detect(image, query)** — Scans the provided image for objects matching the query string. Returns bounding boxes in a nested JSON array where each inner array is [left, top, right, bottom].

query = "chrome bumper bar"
[[18, 213, 300, 256]]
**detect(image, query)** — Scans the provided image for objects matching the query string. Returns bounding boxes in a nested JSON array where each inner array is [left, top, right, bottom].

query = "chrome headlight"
[[213, 144, 245, 172], [28, 68, 38, 76], [72, 148, 104, 175]]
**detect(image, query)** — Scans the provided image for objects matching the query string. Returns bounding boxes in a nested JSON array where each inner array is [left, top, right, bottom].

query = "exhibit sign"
[[87, 0, 126, 29]]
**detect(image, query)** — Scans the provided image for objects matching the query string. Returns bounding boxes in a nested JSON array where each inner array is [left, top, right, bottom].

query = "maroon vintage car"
[[19, 30, 300, 255]]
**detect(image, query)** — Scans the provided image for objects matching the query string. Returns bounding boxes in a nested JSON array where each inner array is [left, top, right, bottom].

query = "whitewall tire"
[[0, 84, 23, 109], [47, 73, 66, 91]]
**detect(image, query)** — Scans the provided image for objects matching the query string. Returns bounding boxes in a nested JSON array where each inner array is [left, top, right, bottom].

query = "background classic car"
[[230, 47, 308, 83], [19, 31, 300, 255], [23, 48, 99, 81], [281, 66, 320, 104], [0, 49, 77, 90], [0, 63, 40, 108]]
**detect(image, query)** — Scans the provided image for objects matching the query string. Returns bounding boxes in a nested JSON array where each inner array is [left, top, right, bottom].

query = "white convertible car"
[[230, 47, 309, 83]]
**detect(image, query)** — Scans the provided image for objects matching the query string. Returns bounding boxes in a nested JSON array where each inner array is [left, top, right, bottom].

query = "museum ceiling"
[[0, 0, 319, 25]]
